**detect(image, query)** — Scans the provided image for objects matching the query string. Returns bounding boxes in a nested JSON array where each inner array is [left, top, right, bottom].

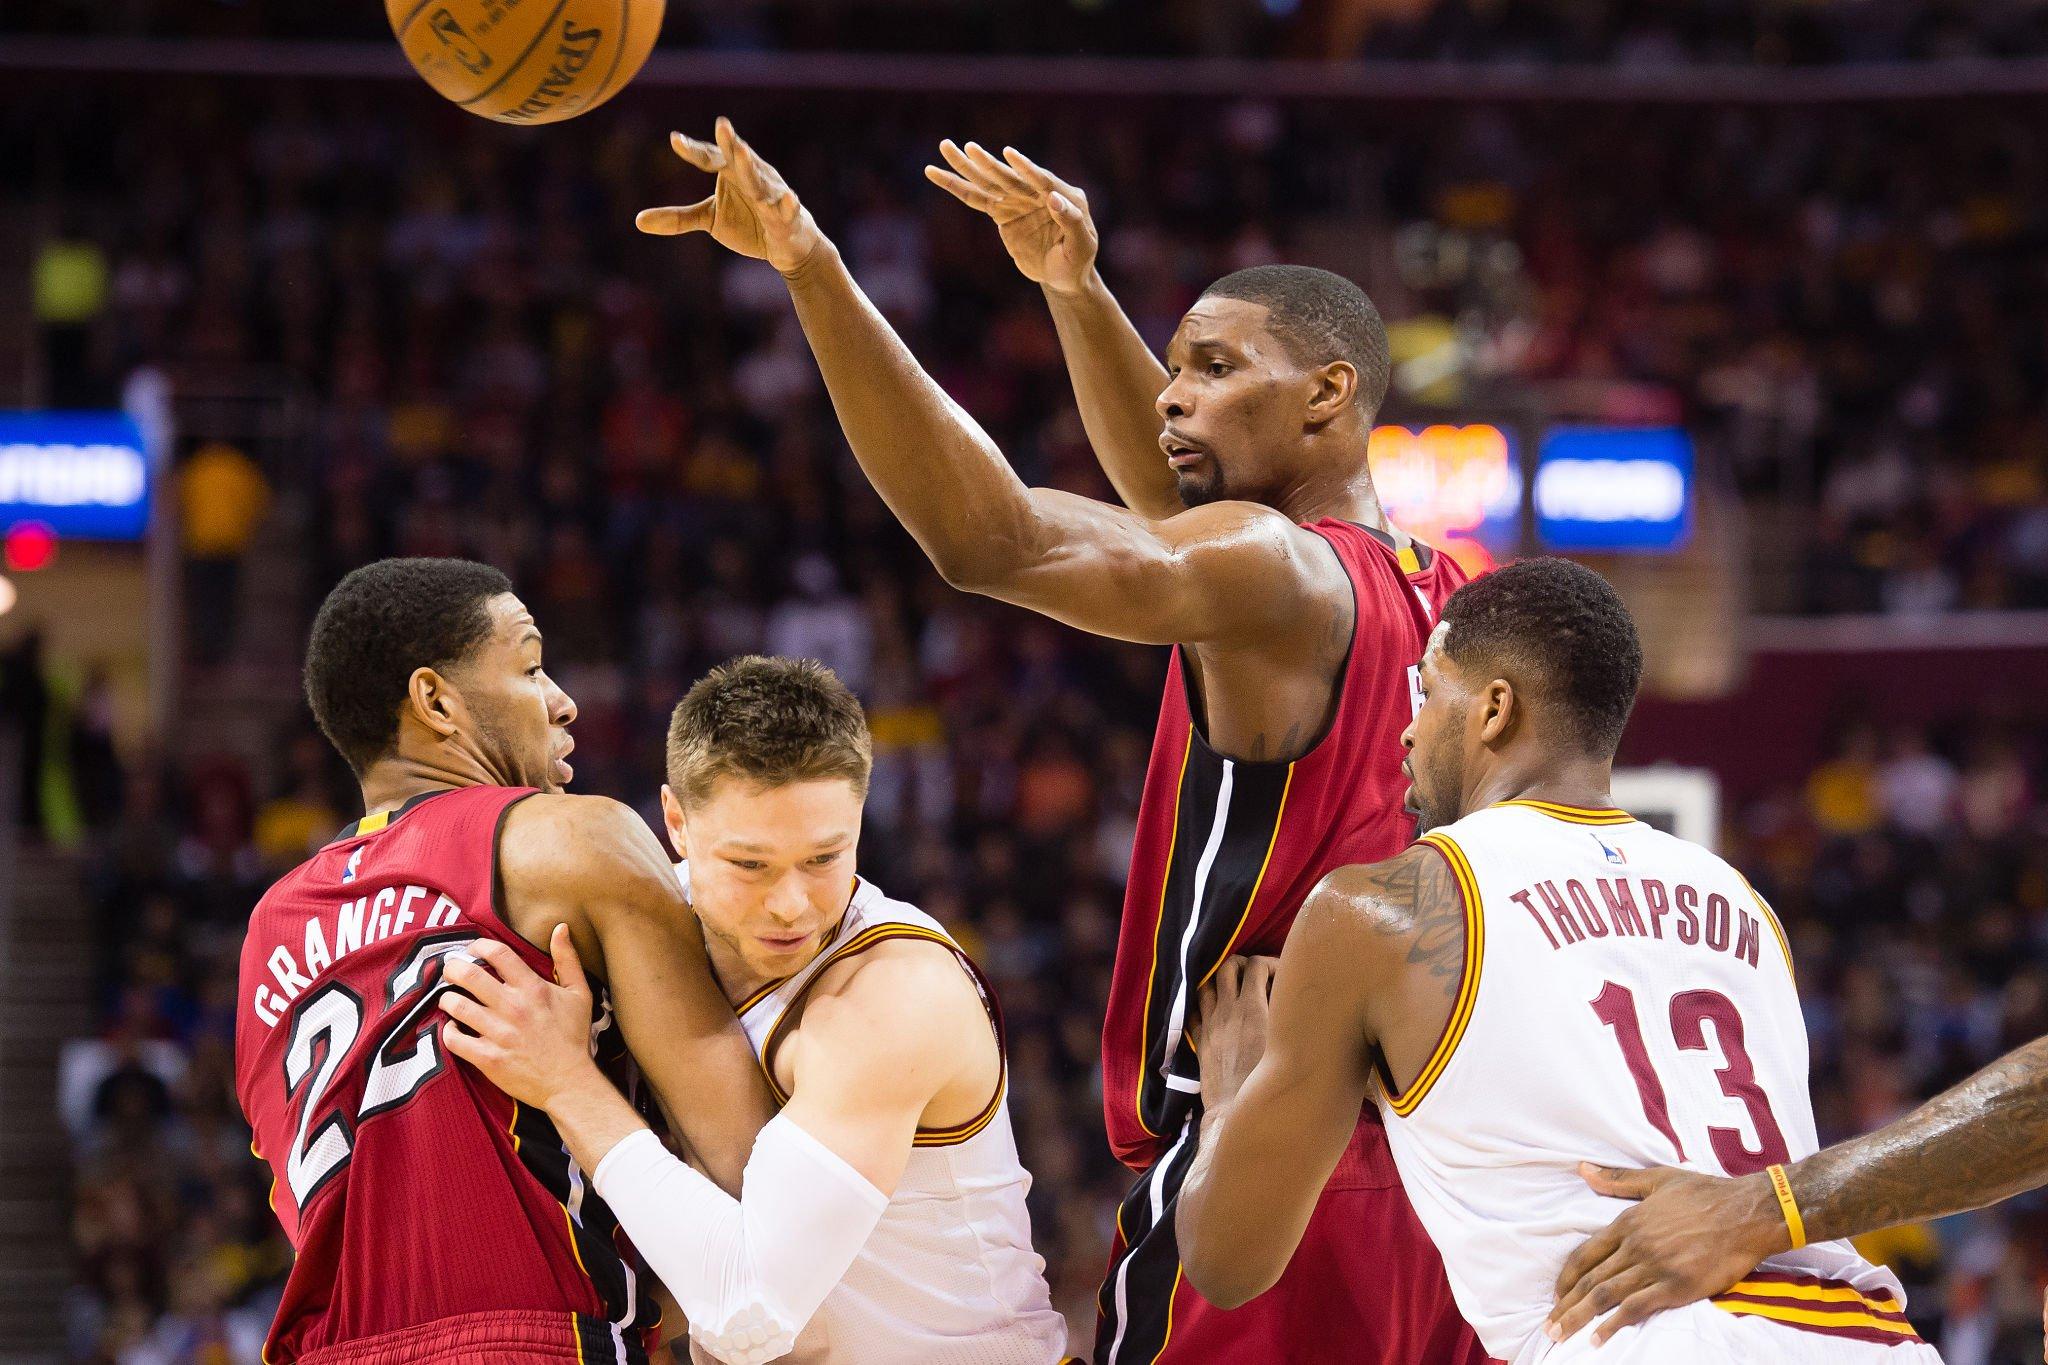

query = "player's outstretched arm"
[[641, 120, 1342, 651], [925, 142, 1180, 521], [495, 794, 776, 1194], [1548, 1031, 2048, 1345]]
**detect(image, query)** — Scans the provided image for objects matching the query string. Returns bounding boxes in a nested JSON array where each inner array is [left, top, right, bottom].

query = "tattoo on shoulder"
[[1348, 850, 1467, 1001]]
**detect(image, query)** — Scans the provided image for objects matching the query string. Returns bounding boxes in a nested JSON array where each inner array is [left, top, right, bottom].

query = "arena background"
[[4, 1, 2048, 1360]]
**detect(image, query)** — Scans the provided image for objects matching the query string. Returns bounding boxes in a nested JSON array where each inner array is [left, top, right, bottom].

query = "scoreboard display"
[[1367, 419, 1694, 569]]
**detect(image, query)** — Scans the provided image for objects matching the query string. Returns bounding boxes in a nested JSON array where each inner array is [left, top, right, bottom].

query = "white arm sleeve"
[[591, 1115, 889, 1365]]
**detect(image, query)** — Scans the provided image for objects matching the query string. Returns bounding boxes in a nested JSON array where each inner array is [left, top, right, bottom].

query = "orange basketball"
[[387, 0, 664, 125]]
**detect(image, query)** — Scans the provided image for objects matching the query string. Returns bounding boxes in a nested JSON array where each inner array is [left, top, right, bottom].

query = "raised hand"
[[637, 117, 824, 276], [925, 141, 1098, 296]]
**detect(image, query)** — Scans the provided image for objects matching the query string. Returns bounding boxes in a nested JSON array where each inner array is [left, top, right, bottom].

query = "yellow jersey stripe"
[[1495, 799, 1635, 825], [1735, 871, 1797, 985], [1133, 732, 1196, 1139], [1387, 834, 1484, 1117], [1723, 1278, 1903, 1310], [1712, 1300, 1919, 1336], [357, 809, 391, 834]]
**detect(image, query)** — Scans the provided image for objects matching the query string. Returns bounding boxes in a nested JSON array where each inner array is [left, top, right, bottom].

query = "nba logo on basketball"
[[427, 10, 491, 74], [342, 847, 365, 885], [1593, 833, 1626, 866]]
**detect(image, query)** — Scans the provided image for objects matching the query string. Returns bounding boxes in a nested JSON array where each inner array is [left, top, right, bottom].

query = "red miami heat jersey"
[[1103, 520, 1466, 1168], [1091, 521, 1481, 1365], [234, 786, 657, 1363]]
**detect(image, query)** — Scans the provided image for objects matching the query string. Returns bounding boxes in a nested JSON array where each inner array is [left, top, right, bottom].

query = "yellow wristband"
[[1765, 1163, 1807, 1250]]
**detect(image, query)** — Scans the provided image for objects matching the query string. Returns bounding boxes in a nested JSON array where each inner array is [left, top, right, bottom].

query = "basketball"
[[386, 0, 664, 124]]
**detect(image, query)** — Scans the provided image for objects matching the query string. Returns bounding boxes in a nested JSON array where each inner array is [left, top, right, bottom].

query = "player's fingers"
[[462, 937, 543, 986], [1548, 1243, 1630, 1342], [437, 989, 500, 1037], [1047, 190, 1087, 225], [1000, 145, 1085, 204], [925, 165, 1002, 214], [1591, 1277, 1684, 1347], [441, 952, 508, 1006], [549, 923, 590, 998], [715, 117, 777, 203], [441, 1018, 499, 1067], [669, 130, 726, 173], [1552, 1220, 1625, 1305], [938, 140, 1012, 195], [636, 199, 715, 236], [1579, 1161, 1673, 1202], [962, 141, 1036, 196]]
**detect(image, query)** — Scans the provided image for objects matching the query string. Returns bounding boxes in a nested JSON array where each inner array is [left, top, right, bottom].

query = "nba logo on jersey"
[[1592, 832, 1626, 865], [342, 846, 365, 884]]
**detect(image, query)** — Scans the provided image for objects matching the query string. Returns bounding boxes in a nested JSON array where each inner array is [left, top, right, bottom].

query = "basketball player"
[[1545, 1030, 2048, 1344], [637, 117, 1483, 1365], [436, 656, 1072, 1365], [1176, 558, 1945, 1363], [235, 558, 775, 1364]]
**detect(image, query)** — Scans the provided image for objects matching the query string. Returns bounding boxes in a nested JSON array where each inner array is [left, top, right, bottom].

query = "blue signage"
[[0, 411, 151, 541], [1535, 426, 1692, 553]]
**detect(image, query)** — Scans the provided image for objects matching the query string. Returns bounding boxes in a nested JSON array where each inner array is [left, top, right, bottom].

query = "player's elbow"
[[1181, 1252, 1275, 1311], [1177, 1209, 1279, 1310]]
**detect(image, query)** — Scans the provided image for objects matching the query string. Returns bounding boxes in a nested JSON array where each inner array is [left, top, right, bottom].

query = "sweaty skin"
[[638, 118, 1395, 766], [1546, 1031, 2048, 1345]]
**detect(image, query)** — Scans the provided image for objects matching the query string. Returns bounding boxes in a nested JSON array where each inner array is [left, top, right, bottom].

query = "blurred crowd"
[[7, 72, 2048, 1364], [12, 0, 2048, 63]]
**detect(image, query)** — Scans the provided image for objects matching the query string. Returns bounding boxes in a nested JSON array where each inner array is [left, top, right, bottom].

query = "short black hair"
[[1439, 557, 1643, 758], [1200, 264, 1392, 416], [304, 557, 513, 774]]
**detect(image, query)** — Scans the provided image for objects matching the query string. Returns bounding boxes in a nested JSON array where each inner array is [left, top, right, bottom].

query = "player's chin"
[[549, 758, 574, 790], [1174, 465, 1227, 508]]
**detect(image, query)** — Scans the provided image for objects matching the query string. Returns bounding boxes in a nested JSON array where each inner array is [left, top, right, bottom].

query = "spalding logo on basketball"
[[387, 0, 665, 124]]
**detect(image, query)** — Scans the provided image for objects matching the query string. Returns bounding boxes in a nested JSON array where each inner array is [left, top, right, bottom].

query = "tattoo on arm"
[[1400, 850, 1468, 995], [1343, 849, 1467, 1001], [1795, 1034, 2048, 1242]]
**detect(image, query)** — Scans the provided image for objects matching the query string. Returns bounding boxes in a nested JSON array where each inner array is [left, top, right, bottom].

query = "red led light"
[[4, 521, 58, 572]]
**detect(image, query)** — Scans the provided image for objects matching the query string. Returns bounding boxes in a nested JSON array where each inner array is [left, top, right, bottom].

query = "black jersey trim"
[[326, 788, 456, 846]]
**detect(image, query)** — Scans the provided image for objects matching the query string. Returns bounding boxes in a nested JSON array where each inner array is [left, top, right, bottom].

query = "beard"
[[1175, 460, 1228, 508], [1414, 744, 1465, 833]]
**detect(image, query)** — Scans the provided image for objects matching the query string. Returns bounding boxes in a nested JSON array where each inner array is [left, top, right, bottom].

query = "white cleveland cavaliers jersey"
[[1379, 801, 1924, 1363], [679, 864, 1070, 1365]]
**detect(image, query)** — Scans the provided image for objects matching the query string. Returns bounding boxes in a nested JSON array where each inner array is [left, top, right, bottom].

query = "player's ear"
[[407, 666, 463, 740], [1478, 678, 1516, 746], [1304, 360, 1357, 426], [659, 784, 688, 860]]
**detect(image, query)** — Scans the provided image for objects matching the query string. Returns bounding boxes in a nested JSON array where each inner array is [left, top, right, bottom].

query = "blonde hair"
[[666, 656, 873, 808]]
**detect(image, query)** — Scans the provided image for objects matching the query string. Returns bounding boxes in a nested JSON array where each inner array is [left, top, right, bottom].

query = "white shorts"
[[1529, 1299, 1945, 1365]]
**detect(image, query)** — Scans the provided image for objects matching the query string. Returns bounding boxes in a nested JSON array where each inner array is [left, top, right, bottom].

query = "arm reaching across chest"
[[446, 920, 996, 1364], [495, 794, 774, 1193], [1176, 846, 1465, 1308]]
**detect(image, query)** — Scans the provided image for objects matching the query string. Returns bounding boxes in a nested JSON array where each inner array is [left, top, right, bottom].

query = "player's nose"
[[764, 875, 808, 922], [549, 680, 577, 727], [1155, 379, 1189, 421]]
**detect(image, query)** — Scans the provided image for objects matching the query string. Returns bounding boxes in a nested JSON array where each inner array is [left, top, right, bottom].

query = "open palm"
[[637, 117, 823, 276], [926, 141, 1098, 295]]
